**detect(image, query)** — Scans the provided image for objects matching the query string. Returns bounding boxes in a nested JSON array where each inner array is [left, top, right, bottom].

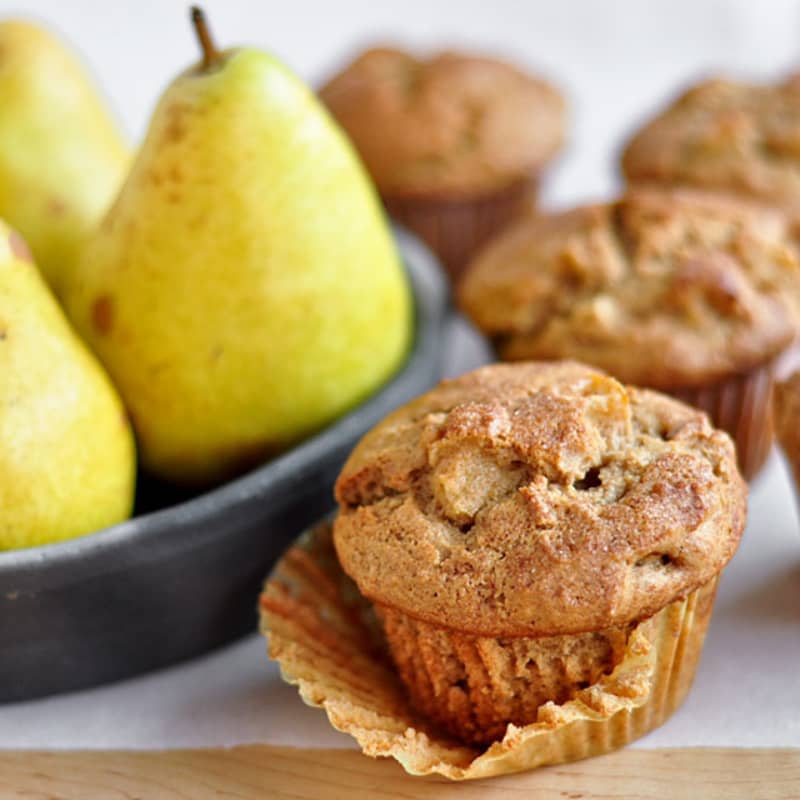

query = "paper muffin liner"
[[773, 350, 800, 500], [384, 175, 539, 285], [669, 355, 779, 481], [260, 522, 718, 780], [375, 603, 633, 745]]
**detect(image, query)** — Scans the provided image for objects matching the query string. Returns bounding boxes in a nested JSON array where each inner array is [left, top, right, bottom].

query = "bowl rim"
[[0, 227, 448, 576]]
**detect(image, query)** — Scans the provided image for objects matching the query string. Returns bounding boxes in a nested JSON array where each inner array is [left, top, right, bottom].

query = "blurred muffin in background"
[[622, 74, 800, 212], [458, 187, 800, 479], [320, 47, 565, 283], [774, 370, 800, 492]]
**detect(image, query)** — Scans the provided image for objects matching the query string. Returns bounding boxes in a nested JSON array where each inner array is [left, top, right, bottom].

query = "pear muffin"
[[319, 47, 565, 282], [775, 369, 800, 491], [621, 74, 800, 212], [458, 187, 800, 479], [333, 361, 746, 746]]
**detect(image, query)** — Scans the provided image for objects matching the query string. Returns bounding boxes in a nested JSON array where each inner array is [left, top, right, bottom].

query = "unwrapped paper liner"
[[259, 522, 717, 780]]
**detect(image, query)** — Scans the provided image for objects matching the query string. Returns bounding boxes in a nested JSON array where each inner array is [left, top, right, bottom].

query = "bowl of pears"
[[0, 9, 448, 701]]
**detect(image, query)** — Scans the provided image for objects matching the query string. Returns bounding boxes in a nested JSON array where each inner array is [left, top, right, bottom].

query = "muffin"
[[774, 369, 800, 490], [621, 74, 800, 212], [332, 361, 746, 748], [458, 187, 800, 479], [262, 520, 711, 778], [319, 47, 565, 282]]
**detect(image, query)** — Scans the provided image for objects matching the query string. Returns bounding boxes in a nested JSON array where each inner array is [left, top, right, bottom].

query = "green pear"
[[0, 20, 129, 299], [65, 9, 412, 486], [0, 221, 135, 550]]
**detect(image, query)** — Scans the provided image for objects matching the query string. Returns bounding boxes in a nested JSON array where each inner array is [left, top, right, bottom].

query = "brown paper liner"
[[260, 522, 718, 780], [384, 175, 539, 285], [376, 604, 633, 745], [669, 356, 778, 481], [773, 351, 800, 495]]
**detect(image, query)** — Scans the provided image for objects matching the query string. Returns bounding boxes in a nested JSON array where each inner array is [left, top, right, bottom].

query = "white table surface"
[[1, 0, 800, 752]]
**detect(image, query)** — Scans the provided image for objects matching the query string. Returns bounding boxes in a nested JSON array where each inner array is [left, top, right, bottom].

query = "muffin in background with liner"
[[319, 47, 565, 283], [621, 74, 800, 213], [775, 369, 800, 494], [329, 361, 745, 756], [458, 187, 800, 480]]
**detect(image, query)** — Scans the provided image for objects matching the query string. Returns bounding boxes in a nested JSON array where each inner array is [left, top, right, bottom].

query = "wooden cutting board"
[[0, 746, 797, 799]]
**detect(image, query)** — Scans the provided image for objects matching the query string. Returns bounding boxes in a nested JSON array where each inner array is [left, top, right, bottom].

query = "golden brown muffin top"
[[458, 188, 800, 388], [333, 362, 746, 637], [319, 47, 565, 197], [775, 369, 800, 463], [622, 75, 800, 206]]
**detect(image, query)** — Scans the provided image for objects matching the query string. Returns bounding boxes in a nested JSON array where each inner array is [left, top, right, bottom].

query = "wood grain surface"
[[0, 746, 797, 799]]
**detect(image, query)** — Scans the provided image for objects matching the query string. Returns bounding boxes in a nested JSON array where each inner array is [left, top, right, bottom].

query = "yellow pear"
[[0, 20, 129, 298], [65, 9, 412, 486], [0, 221, 135, 550]]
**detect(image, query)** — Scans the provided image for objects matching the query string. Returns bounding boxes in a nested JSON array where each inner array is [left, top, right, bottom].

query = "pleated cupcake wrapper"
[[384, 175, 539, 285], [260, 521, 718, 780], [670, 356, 777, 481], [375, 603, 633, 746], [773, 339, 800, 497]]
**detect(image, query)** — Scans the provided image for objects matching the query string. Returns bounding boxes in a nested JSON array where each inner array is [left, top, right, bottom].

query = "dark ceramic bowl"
[[0, 229, 448, 703]]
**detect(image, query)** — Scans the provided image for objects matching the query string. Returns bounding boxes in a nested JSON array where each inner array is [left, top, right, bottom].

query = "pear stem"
[[190, 6, 220, 70]]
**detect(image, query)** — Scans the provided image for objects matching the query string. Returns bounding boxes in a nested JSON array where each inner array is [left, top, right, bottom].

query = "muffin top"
[[774, 369, 800, 462], [319, 47, 565, 197], [458, 188, 800, 388], [622, 75, 800, 207], [334, 362, 746, 637]]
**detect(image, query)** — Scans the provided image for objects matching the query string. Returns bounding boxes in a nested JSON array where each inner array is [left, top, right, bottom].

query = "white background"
[[1, 0, 799, 750]]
